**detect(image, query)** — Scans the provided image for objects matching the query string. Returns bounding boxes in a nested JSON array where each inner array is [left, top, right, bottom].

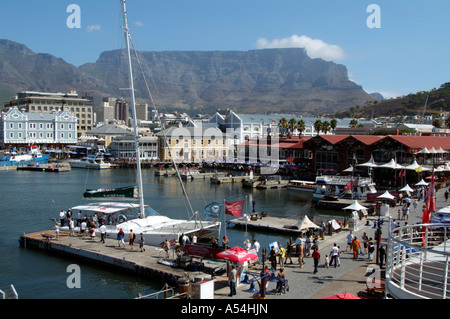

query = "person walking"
[[312, 247, 321, 274], [99, 222, 106, 243], [278, 243, 286, 268], [117, 228, 125, 248], [297, 242, 304, 268], [139, 233, 145, 252], [269, 246, 277, 270], [346, 231, 354, 252], [129, 229, 136, 250], [252, 238, 260, 254], [352, 236, 362, 259], [368, 238, 375, 261], [68, 217, 74, 237], [330, 243, 339, 268], [228, 265, 237, 296]]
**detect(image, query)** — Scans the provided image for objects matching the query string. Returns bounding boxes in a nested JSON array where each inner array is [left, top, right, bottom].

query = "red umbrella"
[[216, 246, 258, 263], [323, 292, 360, 299]]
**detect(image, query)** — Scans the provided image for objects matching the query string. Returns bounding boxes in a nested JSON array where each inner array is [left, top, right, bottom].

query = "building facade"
[[0, 107, 77, 148], [108, 135, 158, 161], [157, 126, 229, 163], [3, 90, 92, 137]]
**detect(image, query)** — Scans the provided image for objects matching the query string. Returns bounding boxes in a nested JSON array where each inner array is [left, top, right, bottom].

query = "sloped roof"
[[87, 123, 131, 135], [388, 135, 450, 151]]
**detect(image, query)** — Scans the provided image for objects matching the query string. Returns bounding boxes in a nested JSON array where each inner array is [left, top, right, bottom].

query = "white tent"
[[399, 184, 414, 192], [377, 191, 395, 200], [438, 206, 450, 214], [342, 200, 367, 211], [343, 165, 354, 172], [285, 215, 321, 230], [357, 155, 378, 168], [403, 160, 420, 171], [416, 179, 429, 186], [415, 147, 429, 154], [377, 158, 404, 170]]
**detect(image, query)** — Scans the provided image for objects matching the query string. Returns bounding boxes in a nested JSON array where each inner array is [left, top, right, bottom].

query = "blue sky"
[[1, 1, 449, 99]]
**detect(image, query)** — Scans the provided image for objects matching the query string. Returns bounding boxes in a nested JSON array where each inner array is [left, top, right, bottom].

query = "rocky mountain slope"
[[1, 39, 375, 115]]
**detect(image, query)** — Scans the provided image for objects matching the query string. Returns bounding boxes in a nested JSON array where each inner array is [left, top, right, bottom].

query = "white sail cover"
[[71, 202, 148, 214]]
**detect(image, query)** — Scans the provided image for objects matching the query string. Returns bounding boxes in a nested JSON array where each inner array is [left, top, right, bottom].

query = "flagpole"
[[223, 199, 227, 240]]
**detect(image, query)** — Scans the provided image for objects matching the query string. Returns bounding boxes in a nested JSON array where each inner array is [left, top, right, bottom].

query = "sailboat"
[[60, 0, 221, 247]]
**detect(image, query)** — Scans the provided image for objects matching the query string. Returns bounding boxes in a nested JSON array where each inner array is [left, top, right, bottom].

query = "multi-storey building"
[[3, 90, 92, 137], [0, 106, 77, 149], [156, 125, 229, 163]]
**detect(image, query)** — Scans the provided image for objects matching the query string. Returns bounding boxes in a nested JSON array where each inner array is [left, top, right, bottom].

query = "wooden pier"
[[229, 215, 305, 234], [16, 163, 71, 172], [19, 230, 227, 290], [210, 175, 259, 184]]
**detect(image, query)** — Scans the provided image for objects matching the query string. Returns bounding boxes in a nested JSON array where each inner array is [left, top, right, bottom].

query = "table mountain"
[[1, 39, 374, 114]]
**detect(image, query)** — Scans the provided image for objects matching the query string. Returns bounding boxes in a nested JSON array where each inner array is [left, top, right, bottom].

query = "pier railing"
[[386, 220, 450, 299]]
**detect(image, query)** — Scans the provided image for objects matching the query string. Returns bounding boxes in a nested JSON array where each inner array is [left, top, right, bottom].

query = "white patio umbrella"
[[399, 184, 414, 192], [357, 155, 378, 168], [343, 165, 354, 172], [342, 200, 367, 211], [377, 158, 404, 170], [415, 147, 429, 154], [377, 191, 395, 200], [438, 206, 450, 214], [403, 160, 420, 171], [416, 179, 429, 186]]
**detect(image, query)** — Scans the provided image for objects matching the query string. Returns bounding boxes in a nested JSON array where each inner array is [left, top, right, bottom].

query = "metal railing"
[[386, 219, 450, 299]]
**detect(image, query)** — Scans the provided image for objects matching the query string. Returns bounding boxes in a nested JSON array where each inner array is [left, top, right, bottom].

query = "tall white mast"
[[121, 0, 145, 218]]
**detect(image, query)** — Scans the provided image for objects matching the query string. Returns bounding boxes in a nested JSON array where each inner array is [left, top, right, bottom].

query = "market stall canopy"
[[216, 246, 258, 263], [416, 179, 429, 186], [403, 160, 420, 171], [342, 200, 367, 211], [343, 165, 354, 172], [377, 158, 403, 169], [357, 155, 378, 168], [415, 147, 429, 154], [287, 215, 321, 230], [399, 184, 414, 193], [438, 206, 450, 214], [377, 191, 395, 200]]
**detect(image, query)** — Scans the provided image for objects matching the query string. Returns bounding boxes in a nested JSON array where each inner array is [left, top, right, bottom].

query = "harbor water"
[[0, 167, 341, 299]]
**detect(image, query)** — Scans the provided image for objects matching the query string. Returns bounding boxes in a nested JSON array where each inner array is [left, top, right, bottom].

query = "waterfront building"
[[108, 134, 158, 161], [156, 125, 229, 163], [0, 106, 77, 149], [3, 90, 93, 137]]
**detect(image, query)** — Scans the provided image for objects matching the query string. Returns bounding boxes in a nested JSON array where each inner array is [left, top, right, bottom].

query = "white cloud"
[[87, 24, 102, 32], [256, 34, 346, 62], [135, 21, 144, 27]]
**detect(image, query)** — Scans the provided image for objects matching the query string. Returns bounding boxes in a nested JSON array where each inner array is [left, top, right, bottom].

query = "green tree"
[[313, 119, 322, 135], [322, 121, 330, 134], [330, 119, 337, 133], [349, 119, 359, 128], [297, 119, 306, 136], [288, 118, 298, 135]]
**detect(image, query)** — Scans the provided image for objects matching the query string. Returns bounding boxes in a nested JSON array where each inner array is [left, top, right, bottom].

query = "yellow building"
[[156, 126, 229, 163]]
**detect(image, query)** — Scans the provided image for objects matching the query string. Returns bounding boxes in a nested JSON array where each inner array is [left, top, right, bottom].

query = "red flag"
[[343, 180, 352, 191], [402, 169, 406, 177], [225, 200, 244, 217], [352, 177, 359, 188], [422, 174, 435, 246]]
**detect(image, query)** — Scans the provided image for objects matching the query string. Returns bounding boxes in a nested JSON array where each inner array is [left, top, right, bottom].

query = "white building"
[[0, 107, 77, 148]]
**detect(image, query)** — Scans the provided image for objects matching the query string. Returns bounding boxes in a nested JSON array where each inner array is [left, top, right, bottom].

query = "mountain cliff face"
[[0, 39, 374, 114]]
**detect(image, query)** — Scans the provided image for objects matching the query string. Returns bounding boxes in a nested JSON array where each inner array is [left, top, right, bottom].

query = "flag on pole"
[[343, 180, 352, 191], [422, 173, 436, 246], [204, 202, 222, 218], [225, 200, 244, 217]]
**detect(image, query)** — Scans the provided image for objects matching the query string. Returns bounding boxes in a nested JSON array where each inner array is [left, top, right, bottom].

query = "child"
[[324, 255, 329, 268], [139, 233, 145, 252], [90, 227, 95, 240]]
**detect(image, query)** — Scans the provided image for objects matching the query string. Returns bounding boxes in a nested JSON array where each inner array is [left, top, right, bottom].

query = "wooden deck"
[[229, 215, 304, 234], [19, 230, 226, 288]]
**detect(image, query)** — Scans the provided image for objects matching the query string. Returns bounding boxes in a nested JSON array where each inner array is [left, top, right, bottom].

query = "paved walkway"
[[216, 183, 449, 299]]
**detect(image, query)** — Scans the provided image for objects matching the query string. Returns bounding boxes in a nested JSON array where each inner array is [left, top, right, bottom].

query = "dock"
[[16, 163, 71, 172], [19, 230, 228, 291], [229, 215, 305, 234], [211, 175, 259, 184], [315, 198, 375, 213]]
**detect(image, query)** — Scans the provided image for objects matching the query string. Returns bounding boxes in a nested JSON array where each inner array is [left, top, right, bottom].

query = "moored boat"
[[68, 155, 111, 170], [287, 180, 316, 192]]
